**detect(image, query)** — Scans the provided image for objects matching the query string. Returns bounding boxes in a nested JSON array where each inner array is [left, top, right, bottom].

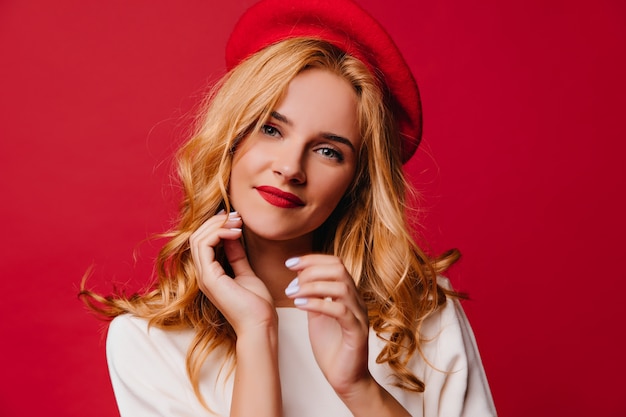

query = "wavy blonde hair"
[[81, 38, 460, 406]]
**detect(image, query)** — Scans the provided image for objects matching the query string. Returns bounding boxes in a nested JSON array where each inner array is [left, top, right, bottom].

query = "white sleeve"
[[419, 279, 497, 417], [106, 315, 220, 417]]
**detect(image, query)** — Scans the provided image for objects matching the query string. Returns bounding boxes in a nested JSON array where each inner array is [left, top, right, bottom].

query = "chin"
[[240, 215, 316, 243]]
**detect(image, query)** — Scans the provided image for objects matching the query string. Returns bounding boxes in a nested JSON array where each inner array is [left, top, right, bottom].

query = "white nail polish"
[[285, 257, 300, 268], [285, 285, 299, 296], [294, 298, 308, 306], [230, 228, 242, 232], [285, 278, 299, 296], [228, 211, 239, 217]]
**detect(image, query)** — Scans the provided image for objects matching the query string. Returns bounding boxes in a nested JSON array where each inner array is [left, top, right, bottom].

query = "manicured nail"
[[230, 228, 242, 232], [228, 211, 239, 217], [228, 216, 241, 222], [285, 257, 300, 268], [285, 278, 299, 296], [294, 298, 308, 306]]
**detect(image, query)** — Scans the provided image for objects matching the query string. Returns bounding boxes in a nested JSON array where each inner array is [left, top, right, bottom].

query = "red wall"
[[1, 1, 624, 415]]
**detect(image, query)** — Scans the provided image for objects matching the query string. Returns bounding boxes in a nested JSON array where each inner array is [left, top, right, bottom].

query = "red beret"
[[225, 0, 422, 163]]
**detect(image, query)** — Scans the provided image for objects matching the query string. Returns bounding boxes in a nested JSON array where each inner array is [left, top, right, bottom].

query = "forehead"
[[273, 68, 360, 147]]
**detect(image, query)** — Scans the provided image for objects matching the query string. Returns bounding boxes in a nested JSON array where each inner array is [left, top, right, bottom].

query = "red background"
[[1, 0, 624, 415]]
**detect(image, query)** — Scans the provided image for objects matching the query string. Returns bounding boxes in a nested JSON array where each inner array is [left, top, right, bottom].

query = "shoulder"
[[416, 277, 497, 416], [106, 315, 218, 416], [421, 277, 469, 348], [107, 314, 159, 357], [107, 314, 195, 344], [106, 314, 149, 358], [368, 277, 496, 415], [423, 277, 486, 370], [107, 313, 149, 339], [106, 315, 195, 381], [417, 278, 472, 378]]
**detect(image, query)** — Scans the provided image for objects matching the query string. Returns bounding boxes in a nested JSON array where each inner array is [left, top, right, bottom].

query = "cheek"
[[318, 171, 355, 210], [228, 156, 251, 203], [230, 139, 270, 178]]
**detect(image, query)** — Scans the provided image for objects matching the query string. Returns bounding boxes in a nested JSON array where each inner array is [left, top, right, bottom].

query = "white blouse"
[[107, 279, 496, 416]]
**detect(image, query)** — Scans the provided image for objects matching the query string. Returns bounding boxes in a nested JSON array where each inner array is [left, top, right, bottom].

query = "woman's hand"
[[284, 255, 411, 417], [190, 211, 282, 417], [189, 211, 276, 334], [284, 255, 371, 395]]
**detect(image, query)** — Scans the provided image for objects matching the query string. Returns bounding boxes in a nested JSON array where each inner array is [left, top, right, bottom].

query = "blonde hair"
[[80, 38, 460, 405]]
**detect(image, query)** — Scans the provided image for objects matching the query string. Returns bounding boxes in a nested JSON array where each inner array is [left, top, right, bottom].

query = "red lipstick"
[[255, 186, 304, 208]]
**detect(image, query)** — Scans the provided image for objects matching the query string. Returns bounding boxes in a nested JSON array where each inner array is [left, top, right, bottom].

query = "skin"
[[189, 68, 410, 417]]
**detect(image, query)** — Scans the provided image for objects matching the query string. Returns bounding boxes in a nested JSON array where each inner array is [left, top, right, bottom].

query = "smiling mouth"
[[255, 186, 305, 208]]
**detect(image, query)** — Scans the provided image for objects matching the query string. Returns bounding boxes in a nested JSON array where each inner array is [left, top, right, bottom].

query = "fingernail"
[[284, 278, 299, 296], [228, 211, 239, 217], [294, 298, 308, 306], [230, 228, 242, 232], [285, 257, 300, 268], [217, 209, 226, 214], [228, 216, 241, 222]]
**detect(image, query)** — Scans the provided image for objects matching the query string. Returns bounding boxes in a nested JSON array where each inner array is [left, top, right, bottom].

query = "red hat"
[[225, 0, 422, 163]]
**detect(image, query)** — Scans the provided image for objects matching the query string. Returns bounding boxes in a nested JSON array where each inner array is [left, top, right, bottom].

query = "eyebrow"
[[270, 111, 356, 152], [270, 111, 291, 125]]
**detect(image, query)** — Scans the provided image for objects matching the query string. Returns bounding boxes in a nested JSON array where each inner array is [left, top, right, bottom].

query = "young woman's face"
[[229, 67, 361, 243]]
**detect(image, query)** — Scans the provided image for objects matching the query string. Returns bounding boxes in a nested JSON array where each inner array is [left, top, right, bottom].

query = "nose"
[[272, 142, 306, 185]]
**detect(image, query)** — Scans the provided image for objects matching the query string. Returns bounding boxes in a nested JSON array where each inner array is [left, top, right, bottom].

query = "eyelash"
[[260, 124, 344, 162], [261, 124, 281, 137], [315, 147, 344, 162]]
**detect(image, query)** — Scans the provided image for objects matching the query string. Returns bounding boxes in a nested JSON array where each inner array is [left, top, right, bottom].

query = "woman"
[[82, 0, 496, 416]]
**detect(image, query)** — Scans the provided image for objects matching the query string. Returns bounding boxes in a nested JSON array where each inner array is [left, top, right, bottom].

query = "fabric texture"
[[106, 279, 496, 417]]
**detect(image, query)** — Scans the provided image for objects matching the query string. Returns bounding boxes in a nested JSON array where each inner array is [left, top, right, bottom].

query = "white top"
[[107, 280, 496, 417]]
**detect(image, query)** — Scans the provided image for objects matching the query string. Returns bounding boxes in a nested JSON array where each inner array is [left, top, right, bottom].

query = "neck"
[[243, 230, 314, 307]]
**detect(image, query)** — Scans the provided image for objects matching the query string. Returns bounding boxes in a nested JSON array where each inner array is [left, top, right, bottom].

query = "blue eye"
[[316, 147, 344, 161], [261, 124, 281, 137]]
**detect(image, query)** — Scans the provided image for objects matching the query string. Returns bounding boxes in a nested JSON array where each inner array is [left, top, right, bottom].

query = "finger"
[[285, 256, 353, 288], [284, 254, 341, 272], [190, 227, 242, 270], [283, 259, 367, 325], [292, 262, 352, 285], [197, 258, 228, 296], [286, 262, 363, 308], [191, 211, 241, 241], [286, 280, 353, 302], [189, 212, 243, 293], [194, 238, 244, 309], [189, 212, 242, 256], [294, 297, 367, 336], [223, 237, 254, 277], [290, 281, 367, 327]]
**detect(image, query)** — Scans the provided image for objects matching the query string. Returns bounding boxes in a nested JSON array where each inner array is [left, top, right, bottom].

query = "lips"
[[255, 186, 305, 208]]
